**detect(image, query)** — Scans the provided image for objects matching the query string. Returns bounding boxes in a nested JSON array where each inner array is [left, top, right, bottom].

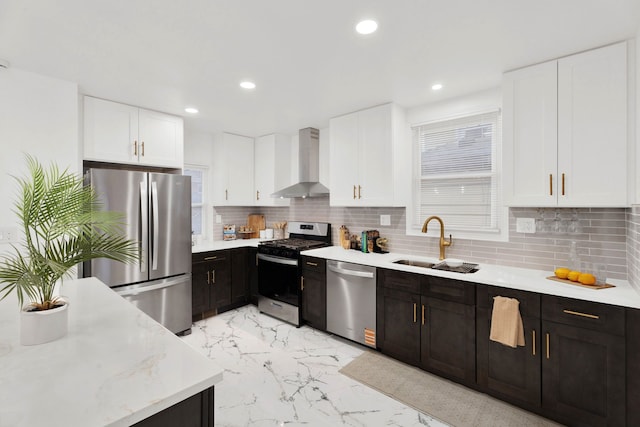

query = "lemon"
[[578, 273, 596, 285], [554, 267, 570, 279], [567, 271, 581, 282]]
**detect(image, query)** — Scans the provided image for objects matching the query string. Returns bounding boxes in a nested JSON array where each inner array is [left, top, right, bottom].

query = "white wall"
[[0, 67, 78, 242], [183, 128, 215, 242]]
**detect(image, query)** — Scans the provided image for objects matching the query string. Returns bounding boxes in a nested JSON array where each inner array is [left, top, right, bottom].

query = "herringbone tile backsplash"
[[212, 199, 630, 281]]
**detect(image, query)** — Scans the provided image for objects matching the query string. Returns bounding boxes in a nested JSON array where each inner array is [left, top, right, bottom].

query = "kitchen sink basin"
[[392, 259, 479, 274], [392, 259, 435, 269]]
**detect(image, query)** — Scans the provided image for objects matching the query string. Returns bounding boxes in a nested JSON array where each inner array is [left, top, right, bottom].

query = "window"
[[409, 110, 506, 241], [183, 165, 207, 237]]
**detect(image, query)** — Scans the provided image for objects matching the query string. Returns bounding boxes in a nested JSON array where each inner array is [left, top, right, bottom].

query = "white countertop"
[[192, 238, 262, 253], [0, 278, 223, 427], [302, 246, 640, 310]]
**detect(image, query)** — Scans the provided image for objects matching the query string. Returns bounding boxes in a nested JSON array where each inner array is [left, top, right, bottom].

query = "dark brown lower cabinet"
[[230, 247, 249, 306], [132, 386, 214, 427], [301, 257, 327, 330], [248, 247, 259, 305], [627, 308, 640, 426], [377, 286, 421, 366], [476, 286, 541, 409]]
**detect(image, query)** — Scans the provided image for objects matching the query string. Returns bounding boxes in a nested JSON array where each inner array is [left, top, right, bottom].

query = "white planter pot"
[[20, 302, 69, 346]]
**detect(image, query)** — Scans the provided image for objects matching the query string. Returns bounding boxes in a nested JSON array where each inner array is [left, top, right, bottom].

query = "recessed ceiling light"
[[184, 107, 199, 114], [432, 83, 443, 91], [240, 81, 256, 89], [356, 20, 378, 35]]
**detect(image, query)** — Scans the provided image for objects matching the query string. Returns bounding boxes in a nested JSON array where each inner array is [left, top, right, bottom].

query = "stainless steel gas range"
[[257, 221, 331, 326]]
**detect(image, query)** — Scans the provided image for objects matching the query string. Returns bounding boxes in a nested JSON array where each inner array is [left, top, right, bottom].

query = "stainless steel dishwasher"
[[326, 260, 377, 348]]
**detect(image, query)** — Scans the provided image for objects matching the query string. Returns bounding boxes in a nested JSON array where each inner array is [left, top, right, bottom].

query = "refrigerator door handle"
[[151, 181, 159, 271], [139, 180, 148, 273]]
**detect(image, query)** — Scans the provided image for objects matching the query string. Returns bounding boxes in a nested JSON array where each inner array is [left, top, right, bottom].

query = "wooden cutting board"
[[247, 214, 265, 238]]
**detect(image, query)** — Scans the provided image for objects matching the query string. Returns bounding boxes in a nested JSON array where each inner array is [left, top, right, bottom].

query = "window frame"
[[406, 108, 508, 242]]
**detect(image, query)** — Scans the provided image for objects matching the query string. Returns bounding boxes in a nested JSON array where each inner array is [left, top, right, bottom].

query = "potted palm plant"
[[0, 156, 139, 345]]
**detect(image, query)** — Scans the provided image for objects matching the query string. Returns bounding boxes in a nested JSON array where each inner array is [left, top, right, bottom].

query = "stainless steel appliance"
[[83, 168, 192, 335], [326, 260, 377, 348], [258, 221, 331, 325]]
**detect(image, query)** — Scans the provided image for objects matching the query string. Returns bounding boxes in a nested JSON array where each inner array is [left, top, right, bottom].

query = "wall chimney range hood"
[[271, 127, 329, 198]]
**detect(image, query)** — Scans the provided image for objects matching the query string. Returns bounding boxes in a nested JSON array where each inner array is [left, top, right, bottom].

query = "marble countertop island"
[[0, 277, 223, 427]]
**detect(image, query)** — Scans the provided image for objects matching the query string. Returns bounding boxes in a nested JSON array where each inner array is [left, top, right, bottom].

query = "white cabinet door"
[[254, 134, 291, 206], [138, 109, 183, 168], [329, 112, 360, 206], [83, 96, 184, 169], [83, 97, 139, 165], [502, 61, 558, 206], [557, 42, 628, 206], [358, 103, 394, 206], [212, 133, 254, 206], [503, 41, 629, 207]]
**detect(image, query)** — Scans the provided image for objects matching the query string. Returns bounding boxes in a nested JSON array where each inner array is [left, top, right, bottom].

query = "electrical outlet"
[[215, 215, 222, 224], [380, 215, 391, 226], [516, 218, 536, 233]]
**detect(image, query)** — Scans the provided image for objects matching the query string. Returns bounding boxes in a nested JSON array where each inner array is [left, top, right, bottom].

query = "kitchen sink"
[[392, 259, 479, 274], [392, 259, 435, 269]]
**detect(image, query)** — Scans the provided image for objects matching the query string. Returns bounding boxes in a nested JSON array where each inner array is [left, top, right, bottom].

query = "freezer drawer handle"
[[327, 264, 375, 278], [116, 277, 187, 297]]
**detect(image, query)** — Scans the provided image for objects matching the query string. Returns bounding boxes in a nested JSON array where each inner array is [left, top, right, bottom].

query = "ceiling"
[[1, 1, 639, 137]]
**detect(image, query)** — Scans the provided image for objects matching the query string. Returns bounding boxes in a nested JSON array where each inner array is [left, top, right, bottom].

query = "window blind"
[[412, 110, 501, 233]]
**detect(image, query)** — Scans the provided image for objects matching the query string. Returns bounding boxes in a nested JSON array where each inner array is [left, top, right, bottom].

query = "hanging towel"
[[489, 296, 525, 348]]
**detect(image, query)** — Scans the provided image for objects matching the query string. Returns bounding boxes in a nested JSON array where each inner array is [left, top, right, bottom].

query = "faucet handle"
[[444, 234, 452, 247]]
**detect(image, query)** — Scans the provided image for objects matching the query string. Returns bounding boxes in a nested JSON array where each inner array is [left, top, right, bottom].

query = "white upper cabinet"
[[83, 96, 183, 168], [212, 132, 254, 206], [254, 134, 291, 206], [329, 103, 409, 207], [503, 41, 630, 207]]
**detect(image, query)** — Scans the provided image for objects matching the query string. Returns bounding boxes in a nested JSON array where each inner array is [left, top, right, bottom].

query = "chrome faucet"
[[421, 216, 452, 260]]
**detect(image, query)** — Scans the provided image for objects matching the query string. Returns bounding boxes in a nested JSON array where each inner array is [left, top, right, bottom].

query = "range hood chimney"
[[271, 127, 329, 198]]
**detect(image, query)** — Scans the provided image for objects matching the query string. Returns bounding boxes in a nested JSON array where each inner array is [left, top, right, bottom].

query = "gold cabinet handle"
[[256, 190, 260, 201], [306, 261, 318, 267], [546, 333, 550, 359], [561, 173, 565, 196], [141, 141, 145, 156], [211, 269, 215, 284], [353, 185, 357, 199], [358, 185, 362, 199], [532, 330, 536, 356], [413, 303, 417, 323], [225, 189, 228, 201], [204, 256, 217, 261], [421, 304, 425, 325], [206, 270, 210, 284], [255, 253, 258, 266], [134, 140, 138, 156], [562, 309, 599, 320], [549, 174, 553, 196], [300, 276, 304, 291]]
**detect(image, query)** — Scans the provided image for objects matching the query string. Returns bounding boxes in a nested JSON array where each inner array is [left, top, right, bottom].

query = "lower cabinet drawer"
[[541, 295, 625, 336]]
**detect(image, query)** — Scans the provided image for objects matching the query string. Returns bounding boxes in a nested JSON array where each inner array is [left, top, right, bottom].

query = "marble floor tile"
[[182, 305, 448, 426]]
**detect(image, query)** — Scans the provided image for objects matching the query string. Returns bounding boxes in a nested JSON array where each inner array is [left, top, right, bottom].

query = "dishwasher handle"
[[327, 263, 375, 279]]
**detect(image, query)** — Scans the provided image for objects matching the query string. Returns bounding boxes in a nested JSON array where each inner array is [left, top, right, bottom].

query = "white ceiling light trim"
[[432, 83, 443, 91], [184, 107, 199, 114], [355, 20, 378, 35], [240, 81, 256, 89]]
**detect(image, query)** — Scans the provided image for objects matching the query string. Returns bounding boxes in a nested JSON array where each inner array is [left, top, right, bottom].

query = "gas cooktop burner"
[[260, 238, 327, 251]]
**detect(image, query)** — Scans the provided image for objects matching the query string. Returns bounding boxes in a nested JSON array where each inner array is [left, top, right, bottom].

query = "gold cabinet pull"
[[421, 304, 425, 325], [353, 185, 357, 199], [211, 269, 215, 284], [549, 174, 553, 196], [256, 190, 260, 200], [225, 189, 228, 200], [204, 256, 217, 261], [532, 330, 536, 356], [561, 173, 565, 195], [546, 333, 550, 359], [300, 276, 304, 291], [134, 140, 138, 156], [562, 309, 599, 320], [358, 185, 362, 199], [413, 303, 417, 323], [255, 253, 258, 266], [141, 141, 145, 156], [206, 270, 210, 284], [306, 261, 318, 267]]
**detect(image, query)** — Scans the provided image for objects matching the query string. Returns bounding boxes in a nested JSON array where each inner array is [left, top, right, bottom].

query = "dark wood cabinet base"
[[132, 386, 214, 427]]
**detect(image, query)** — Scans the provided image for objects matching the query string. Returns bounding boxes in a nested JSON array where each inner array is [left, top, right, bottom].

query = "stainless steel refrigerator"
[[83, 168, 192, 335]]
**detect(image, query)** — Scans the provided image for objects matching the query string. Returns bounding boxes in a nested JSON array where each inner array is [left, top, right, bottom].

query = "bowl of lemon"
[[554, 267, 596, 286]]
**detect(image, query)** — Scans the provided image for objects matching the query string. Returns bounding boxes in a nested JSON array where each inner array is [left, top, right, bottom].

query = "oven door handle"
[[257, 253, 299, 266]]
